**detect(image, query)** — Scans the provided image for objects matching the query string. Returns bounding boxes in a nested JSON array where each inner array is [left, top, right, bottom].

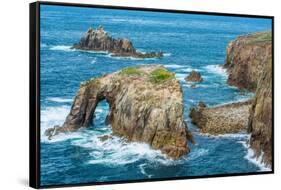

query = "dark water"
[[40, 5, 272, 186]]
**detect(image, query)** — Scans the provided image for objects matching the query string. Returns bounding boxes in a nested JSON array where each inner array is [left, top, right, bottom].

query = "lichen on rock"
[[45, 65, 194, 159]]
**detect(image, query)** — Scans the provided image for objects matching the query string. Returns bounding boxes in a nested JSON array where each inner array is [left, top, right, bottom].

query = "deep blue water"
[[40, 5, 272, 186]]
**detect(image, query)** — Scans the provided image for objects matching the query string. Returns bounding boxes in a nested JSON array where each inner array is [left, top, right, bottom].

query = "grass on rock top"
[[149, 68, 175, 83], [120, 66, 175, 83], [119, 67, 144, 76], [247, 31, 272, 44]]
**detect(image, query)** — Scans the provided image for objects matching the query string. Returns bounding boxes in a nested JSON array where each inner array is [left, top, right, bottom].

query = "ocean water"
[[40, 5, 272, 186]]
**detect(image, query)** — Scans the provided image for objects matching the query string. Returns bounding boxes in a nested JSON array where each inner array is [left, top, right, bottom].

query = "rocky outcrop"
[[224, 31, 272, 167], [189, 100, 252, 135], [224, 31, 272, 92], [72, 26, 163, 59], [45, 65, 194, 159], [247, 51, 272, 167], [185, 70, 203, 82]]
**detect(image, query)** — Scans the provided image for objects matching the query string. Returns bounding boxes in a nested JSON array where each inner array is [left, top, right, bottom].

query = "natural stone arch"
[[45, 65, 194, 159]]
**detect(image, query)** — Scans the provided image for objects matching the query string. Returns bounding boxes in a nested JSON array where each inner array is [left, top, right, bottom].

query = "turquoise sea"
[[40, 5, 272, 186]]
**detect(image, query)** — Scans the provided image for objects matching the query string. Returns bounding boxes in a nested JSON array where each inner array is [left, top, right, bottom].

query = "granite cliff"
[[45, 65, 194, 159]]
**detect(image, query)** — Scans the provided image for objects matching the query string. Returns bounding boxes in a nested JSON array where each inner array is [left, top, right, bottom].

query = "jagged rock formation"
[[189, 100, 252, 135], [72, 26, 163, 58], [185, 70, 203, 82], [224, 31, 272, 167], [224, 31, 272, 92], [45, 65, 194, 159]]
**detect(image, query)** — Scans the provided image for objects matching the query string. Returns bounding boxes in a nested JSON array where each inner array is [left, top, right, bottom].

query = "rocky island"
[[45, 65, 194, 159], [72, 26, 164, 59]]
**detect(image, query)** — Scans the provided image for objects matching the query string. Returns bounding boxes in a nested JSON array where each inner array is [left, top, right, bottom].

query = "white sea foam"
[[91, 58, 97, 64], [40, 105, 71, 142], [139, 163, 153, 178], [163, 53, 171, 57], [107, 54, 145, 61], [179, 68, 202, 72], [71, 134, 176, 167], [211, 96, 254, 108], [165, 64, 186, 69], [182, 83, 211, 89], [204, 64, 228, 77], [49, 45, 73, 51], [47, 97, 73, 103], [186, 148, 209, 161], [239, 140, 271, 171], [175, 73, 187, 82], [198, 132, 250, 140]]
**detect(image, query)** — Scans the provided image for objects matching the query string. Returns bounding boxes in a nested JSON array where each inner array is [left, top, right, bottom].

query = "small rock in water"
[[98, 135, 113, 142], [185, 70, 203, 82]]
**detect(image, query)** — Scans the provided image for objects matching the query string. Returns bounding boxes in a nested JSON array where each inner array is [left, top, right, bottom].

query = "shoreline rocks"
[[72, 26, 163, 59], [45, 65, 194, 159], [189, 100, 252, 135], [224, 31, 272, 167], [185, 70, 203, 82]]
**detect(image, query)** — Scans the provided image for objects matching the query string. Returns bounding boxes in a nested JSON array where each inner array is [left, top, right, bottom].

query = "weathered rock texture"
[[247, 52, 272, 167], [46, 65, 193, 159], [225, 31, 272, 167], [185, 70, 203, 82], [72, 26, 163, 58], [189, 101, 252, 135], [224, 31, 272, 92]]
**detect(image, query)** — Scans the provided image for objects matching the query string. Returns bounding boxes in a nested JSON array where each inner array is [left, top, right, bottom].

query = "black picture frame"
[[29, 1, 274, 189]]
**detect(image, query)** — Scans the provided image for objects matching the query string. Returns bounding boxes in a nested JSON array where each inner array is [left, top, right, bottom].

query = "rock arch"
[[45, 65, 194, 159]]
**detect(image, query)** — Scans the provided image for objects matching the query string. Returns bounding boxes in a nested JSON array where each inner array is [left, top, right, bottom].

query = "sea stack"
[[72, 26, 163, 59], [185, 70, 203, 82], [224, 31, 272, 167], [45, 65, 194, 159]]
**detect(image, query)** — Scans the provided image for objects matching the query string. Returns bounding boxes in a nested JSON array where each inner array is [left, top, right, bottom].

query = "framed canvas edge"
[[29, 1, 275, 189]]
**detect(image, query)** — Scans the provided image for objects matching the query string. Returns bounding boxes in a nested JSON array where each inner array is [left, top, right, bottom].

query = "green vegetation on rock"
[[119, 67, 144, 76], [247, 31, 272, 44], [149, 68, 175, 83], [80, 76, 100, 87]]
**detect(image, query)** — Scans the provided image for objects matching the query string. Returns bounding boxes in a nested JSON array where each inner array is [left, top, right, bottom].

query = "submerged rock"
[[72, 26, 163, 59], [224, 31, 272, 167], [45, 65, 194, 159], [185, 70, 203, 82], [189, 100, 252, 135]]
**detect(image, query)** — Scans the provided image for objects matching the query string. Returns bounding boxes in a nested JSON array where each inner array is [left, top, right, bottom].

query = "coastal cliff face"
[[72, 26, 163, 58], [224, 31, 272, 167], [224, 31, 272, 91], [45, 65, 193, 159], [248, 55, 272, 167]]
